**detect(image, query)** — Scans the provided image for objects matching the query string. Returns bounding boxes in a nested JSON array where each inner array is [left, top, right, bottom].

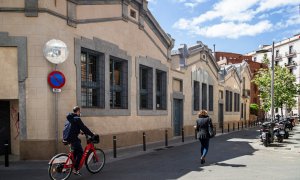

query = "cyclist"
[[66, 106, 95, 176]]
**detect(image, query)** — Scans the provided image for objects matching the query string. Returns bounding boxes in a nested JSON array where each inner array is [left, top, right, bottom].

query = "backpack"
[[63, 119, 72, 142]]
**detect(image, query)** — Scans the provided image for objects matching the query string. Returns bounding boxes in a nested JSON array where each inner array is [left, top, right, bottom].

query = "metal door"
[[218, 103, 224, 128], [173, 99, 183, 136], [0, 101, 11, 155]]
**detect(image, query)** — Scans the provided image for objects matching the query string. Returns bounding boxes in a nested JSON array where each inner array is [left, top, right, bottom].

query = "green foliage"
[[252, 55, 300, 115], [250, 103, 259, 115]]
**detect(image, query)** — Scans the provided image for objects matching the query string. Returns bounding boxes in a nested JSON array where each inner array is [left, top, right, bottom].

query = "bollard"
[[238, 122, 239, 130], [228, 123, 230, 133], [143, 132, 146, 151], [181, 128, 185, 142], [113, 136, 117, 158], [242, 122, 243, 129], [222, 125, 224, 134], [4, 143, 9, 167], [165, 130, 168, 147], [233, 122, 235, 131], [195, 128, 197, 139]]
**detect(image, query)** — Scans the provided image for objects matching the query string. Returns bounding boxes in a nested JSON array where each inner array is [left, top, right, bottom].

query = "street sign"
[[48, 71, 66, 89], [52, 88, 62, 93]]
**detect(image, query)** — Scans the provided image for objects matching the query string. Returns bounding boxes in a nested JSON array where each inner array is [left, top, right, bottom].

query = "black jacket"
[[66, 113, 94, 143], [196, 115, 213, 139]]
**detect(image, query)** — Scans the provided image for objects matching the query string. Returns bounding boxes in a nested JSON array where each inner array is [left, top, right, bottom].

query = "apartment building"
[[246, 34, 300, 117]]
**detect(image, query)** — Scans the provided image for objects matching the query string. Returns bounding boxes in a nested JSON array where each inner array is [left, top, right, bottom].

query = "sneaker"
[[72, 169, 82, 176]]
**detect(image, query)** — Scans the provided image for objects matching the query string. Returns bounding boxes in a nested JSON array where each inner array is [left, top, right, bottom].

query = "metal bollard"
[[222, 125, 224, 134], [242, 122, 243, 129], [165, 130, 168, 147], [195, 128, 197, 139], [238, 122, 239, 130], [233, 122, 235, 131], [181, 128, 185, 142], [5, 143, 9, 167], [143, 132, 146, 151], [113, 136, 117, 158], [228, 123, 230, 133]]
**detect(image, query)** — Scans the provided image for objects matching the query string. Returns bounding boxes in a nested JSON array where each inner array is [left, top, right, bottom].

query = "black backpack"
[[63, 119, 72, 142]]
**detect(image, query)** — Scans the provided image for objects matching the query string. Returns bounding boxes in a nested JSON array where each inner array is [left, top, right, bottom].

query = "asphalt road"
[[1, 126, 300, 180]]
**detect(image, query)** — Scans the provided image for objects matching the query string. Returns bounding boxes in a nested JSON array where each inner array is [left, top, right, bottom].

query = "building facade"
[[216, 52, 266, 120], [246, 34, 300, 118], [0, 0, 252, 160]]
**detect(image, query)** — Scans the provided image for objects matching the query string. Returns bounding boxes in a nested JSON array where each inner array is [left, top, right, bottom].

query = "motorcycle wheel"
[[263, 139, 268, 147]]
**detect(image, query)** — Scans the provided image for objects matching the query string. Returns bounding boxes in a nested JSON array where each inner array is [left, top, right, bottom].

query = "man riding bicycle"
[[66, 106, 94, 176]]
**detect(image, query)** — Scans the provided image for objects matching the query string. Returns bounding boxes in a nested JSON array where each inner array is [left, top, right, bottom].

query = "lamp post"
[[271, 42, 275, 122]]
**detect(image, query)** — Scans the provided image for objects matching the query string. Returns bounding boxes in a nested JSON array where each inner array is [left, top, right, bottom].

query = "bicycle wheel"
[[48, 153, 73, 180], [85, 148, 105, 173]]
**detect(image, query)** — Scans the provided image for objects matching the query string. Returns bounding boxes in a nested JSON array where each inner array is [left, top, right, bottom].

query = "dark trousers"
[[199, 138, 210, 158], [71, 140, 83, 171]]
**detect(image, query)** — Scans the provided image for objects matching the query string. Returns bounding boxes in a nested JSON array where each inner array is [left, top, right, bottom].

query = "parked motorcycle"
[[273, 123, 285, 143], [260, 122, 275, 147], [278, 120, 290, 139]]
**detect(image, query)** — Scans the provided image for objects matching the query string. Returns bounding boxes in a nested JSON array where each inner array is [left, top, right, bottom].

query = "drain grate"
[[294, 146, 300, 148], [285, 148, 291, 150]]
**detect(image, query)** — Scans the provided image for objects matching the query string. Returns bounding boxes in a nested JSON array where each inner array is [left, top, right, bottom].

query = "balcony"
[[285, 50, 297, 58], [274, 54, 282, 61], [242, 89, 250, 98], [285, 61, 297, 68]]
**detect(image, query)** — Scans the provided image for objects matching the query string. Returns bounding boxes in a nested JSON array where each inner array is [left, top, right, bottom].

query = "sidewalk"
[[0, 125, 262, 169]]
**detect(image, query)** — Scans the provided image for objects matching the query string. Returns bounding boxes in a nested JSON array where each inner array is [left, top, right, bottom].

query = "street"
[[1, 126, 300, 180]]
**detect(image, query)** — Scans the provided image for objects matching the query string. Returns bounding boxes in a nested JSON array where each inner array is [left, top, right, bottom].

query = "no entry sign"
[[48, 71, 66, 89]]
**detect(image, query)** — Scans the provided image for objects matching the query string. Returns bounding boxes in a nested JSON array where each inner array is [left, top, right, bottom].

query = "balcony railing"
[[274, 54, 282, 61], [242, 89, 250, 98], [285, 61, 297, 68], [285, 50, 297, 57]]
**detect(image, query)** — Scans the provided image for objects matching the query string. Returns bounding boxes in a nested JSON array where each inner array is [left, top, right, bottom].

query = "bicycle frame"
[[63, 141, 99, 170]]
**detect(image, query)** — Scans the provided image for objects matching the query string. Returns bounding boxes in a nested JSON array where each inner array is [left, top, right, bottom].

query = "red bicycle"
[[48, 134, 105, 180]]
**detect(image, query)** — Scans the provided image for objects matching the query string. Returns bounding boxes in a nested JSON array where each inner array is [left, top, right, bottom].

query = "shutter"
[[121, 61, 128, 109], [147, 68, 153, 109], [161, 72, 167, 110], [99, 56, 105, 108]]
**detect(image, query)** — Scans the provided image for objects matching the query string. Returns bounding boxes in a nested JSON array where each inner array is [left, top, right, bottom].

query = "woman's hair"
[[198, 110, 208, 117]]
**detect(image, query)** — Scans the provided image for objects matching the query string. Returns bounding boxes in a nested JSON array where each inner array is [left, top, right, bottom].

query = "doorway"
[[0, 101, 11, 155], [218, 103, 224, 128], [173, 99, 183, 136]]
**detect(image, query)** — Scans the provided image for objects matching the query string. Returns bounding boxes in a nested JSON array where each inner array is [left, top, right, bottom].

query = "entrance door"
[[0, 101, 11, 155], [218, 103, 224, 128], [173, 99, 183, 136]]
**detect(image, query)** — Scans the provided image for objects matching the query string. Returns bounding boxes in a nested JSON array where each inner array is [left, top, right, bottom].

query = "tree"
[[252, 54, 300, 117]]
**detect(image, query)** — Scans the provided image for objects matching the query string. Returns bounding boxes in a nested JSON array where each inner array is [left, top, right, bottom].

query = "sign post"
[[43, 39, 68, 154]]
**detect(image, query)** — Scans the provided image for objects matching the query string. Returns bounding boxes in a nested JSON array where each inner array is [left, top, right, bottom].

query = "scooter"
[[273, 123, 285, 143], [260, 122, 275, 147]]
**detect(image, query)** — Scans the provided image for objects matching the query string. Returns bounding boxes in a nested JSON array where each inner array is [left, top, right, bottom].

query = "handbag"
[[208, 120, 215, 138]]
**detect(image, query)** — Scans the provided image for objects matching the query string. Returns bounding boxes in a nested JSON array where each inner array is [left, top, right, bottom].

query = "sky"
[[147, 0, 300, 54]]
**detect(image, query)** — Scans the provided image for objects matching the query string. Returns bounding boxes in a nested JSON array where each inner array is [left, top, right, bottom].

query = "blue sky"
[[147, 0, 300, 54]]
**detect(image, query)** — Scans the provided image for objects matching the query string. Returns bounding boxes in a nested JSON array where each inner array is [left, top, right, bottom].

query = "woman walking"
[[196, 110, 213, 164]]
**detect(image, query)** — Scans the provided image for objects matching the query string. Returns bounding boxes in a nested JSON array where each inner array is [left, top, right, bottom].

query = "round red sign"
[[47, 71, 66, 89]]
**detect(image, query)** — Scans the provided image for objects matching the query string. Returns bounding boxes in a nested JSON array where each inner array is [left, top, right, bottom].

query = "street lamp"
[[256, 42, 275, 122]]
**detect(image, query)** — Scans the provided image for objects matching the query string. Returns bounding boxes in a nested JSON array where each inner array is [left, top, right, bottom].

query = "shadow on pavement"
[[93, 128, 259, 180]]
